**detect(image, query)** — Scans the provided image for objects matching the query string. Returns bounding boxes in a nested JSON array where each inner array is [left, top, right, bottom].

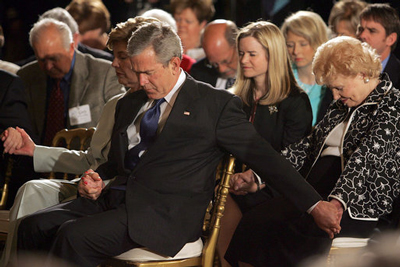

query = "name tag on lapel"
[[69, 104, 92, 126]]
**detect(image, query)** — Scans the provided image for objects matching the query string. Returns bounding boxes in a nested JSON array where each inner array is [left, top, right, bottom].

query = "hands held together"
[[229, 169, 265, 195], [1, 127, 35, 156], [78, 169, 105, 200], [229, 169, 343, 239]]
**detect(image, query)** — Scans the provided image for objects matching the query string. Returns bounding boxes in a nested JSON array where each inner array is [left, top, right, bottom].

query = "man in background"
[[358, 3, 400, 88], [17, 18, 124, 146], [190, 19, 238, 89]]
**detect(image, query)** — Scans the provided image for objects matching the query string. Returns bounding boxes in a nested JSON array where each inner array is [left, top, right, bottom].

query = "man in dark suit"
[[17, 21, 341, 267], [0, 70, 37, 208], [358, 3, 400, 88], [190, 19, 238, 89]]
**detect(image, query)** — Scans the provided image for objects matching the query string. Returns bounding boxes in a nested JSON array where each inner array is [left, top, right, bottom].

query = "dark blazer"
[[0, 70, 37, 207], [243, 87, 312, 152], [96, 74, 321, 257], [189, 58, 220, 87], [77, 43, 113, 61], [0, 70, 34, 137], [384, 53, 400, 89]]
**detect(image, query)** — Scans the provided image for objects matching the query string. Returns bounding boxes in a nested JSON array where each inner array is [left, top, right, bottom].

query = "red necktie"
[[43, 79, 65, 146]]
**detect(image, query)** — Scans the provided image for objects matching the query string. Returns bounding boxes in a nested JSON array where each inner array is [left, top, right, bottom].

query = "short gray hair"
[[127, 21, 182, 66], [29, 18, 73, 50], [40, 7, 79, 34], [141, 9, 177, 32]]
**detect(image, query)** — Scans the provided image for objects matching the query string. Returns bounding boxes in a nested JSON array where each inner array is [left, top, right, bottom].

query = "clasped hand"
[[1, 127, 35, 156], [229, 169, 265, 195], [78, 169, 105, 200], [229, 169, 343, 239], [311, 200, 343, 239]]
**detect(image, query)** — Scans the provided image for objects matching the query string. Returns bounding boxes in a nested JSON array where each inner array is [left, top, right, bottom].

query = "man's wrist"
[[307, 200, 321, 214], [252, 171, 264, 191]]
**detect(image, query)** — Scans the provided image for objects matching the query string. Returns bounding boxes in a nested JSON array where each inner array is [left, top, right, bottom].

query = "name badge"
[[69, 104, 91, 126]]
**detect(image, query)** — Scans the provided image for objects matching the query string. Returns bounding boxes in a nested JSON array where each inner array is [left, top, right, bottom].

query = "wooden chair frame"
[[0, 127, 95, 209], [101, 155, 236, 267], [49, 127, 96, 179]]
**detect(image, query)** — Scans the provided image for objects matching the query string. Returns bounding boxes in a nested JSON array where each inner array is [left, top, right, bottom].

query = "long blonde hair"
[[232, 21, 299, 106]]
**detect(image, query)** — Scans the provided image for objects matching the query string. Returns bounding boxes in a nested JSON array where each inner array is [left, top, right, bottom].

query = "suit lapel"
[[132, 75, 201, 173], [69, 51, 89, 110], [115, 90, 148, 172]]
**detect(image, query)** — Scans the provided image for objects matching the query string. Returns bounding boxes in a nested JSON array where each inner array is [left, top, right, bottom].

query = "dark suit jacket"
[[189, 58, 220, 87], [77, 43, 113, 61], [384, 53, 400, 89], [0, 70, 37, 207], [96, 74, 321, 256], [0, 70, 34, 137]]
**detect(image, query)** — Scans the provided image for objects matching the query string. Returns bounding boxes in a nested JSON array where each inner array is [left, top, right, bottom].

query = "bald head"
[[202, 19, 238, 78]]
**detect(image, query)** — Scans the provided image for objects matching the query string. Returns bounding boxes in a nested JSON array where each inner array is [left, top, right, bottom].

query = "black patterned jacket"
[[282, 74, 400, 220]]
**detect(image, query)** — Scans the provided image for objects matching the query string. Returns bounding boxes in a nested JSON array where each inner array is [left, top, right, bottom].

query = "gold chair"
[[49, 127, 96, 179], [1, 127, 95, 208], [101, 155, 236, 267], [0, 127, 96, 239]]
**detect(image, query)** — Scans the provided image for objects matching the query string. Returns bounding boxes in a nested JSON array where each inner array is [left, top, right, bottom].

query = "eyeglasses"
[[205, 48, 236, 69]]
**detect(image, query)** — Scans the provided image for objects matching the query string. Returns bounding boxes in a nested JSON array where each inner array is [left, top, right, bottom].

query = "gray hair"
[[127, 21, 182, 66], [40, 7, 79, 34], [29, 18, 73, 50], [141, 9, 177, 32], [224, 20, 238, 47]]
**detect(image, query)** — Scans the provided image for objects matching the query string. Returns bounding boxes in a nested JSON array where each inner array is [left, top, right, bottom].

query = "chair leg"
[[217, 194, 242, 267]]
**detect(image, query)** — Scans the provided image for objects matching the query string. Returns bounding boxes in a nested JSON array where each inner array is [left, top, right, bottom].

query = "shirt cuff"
[[328, 195, 347, 210], [252, 170, 263, 186], [307, 201, 321, 214]]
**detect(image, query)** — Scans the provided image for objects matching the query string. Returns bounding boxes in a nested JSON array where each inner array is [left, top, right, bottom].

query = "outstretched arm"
[[1, 127, 36, 156], [230, 169, 342, 238]]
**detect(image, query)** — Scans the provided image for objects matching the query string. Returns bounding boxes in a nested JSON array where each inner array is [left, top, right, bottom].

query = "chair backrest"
[[201, 154, 235, 266], [49, 127, 96, 180]]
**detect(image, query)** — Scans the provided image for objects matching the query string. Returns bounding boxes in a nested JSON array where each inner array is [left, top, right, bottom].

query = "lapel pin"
[[184, 111, 190, 116]]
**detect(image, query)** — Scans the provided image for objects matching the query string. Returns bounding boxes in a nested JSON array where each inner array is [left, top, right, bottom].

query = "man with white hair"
[[17, 18, 125, 146]]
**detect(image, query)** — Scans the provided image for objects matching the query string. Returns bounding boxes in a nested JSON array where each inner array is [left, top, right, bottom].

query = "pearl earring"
[[364, 77, 370, 83]]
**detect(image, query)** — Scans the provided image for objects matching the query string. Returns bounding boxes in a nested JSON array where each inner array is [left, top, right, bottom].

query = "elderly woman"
[[170, 0, 215, 60], [281, 10, 331, 125], [225, 36, 400, 267]]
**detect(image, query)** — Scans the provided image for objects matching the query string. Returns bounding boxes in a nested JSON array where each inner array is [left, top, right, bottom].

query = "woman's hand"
[[78, 169, 105, 200], [229, 169, 264, 195]]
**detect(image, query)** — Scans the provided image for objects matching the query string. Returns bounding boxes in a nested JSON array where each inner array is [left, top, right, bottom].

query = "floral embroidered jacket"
[[282, 74, 400, 220]]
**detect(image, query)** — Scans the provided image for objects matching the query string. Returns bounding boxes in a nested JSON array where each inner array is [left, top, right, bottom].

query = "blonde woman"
[[281, 10, 331, 126], [231, 21, 312, 151], [218, 21, 312, 267]]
